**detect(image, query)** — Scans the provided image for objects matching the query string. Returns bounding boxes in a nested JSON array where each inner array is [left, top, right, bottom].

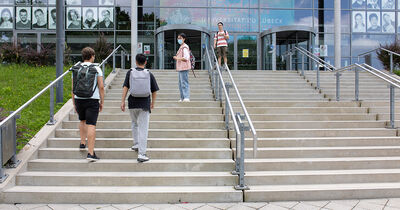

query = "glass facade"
[[0, 0, 399, 69]]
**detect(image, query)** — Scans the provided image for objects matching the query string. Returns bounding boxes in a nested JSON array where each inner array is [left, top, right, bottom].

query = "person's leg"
[[79, 120, 87, 145], [217, 47, 222, 66], [223, 46, 228, 68], [87, 125, 96, 155], [137, 110, 150, 156], [182, 70, 190, 100], [85, 100, 100, 157], [178, 71, 184, 100], [129, 109, 139, 150]]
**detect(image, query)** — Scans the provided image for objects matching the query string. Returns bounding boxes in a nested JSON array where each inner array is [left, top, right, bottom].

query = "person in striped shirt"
[[213, 22, 229, 69]]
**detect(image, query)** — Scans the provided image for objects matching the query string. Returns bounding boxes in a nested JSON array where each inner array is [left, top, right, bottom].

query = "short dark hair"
[[34, 8, 43, 15], [19, 9, 27, 14], [369, 13, 378, 21], [136, 53, 147, 65], [217, 22, 223, 26], [68, 9, 79, 21], [81, 47, 95, 61]]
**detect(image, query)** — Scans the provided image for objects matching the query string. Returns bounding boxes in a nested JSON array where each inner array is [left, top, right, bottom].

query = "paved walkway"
[[1, 199, 400, 210]]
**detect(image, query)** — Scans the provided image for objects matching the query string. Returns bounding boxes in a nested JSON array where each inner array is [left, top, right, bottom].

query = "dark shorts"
[[74, 99, 100, 126], [217, 46, 228, 58]]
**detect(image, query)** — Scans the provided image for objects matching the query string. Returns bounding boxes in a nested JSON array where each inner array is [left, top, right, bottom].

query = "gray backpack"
[[129, 68, 151, 97]]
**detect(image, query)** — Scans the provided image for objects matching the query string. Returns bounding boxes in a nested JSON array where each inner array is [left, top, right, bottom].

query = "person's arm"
[[121, 86, 128, 112], [179, 47, 189, 62], [214, 33, 217, 48], [97, 76, 104, 112], [151, 91, 157, 109], [224, 31, 229, 40]]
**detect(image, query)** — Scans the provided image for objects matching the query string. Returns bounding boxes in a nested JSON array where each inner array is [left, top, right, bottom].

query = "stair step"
[[62, 121, 225, 129], [3, 186, 242, 203]]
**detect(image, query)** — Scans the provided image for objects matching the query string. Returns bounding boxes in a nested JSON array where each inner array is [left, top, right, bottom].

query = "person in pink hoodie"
[[173, 33, 191, 102]]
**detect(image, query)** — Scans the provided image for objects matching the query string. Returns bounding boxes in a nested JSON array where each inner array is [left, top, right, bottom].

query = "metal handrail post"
[[335, 72, 341, 101], [121, 50, 125, 70], [390, 85, 395, 128], [355, 67, 359, 101], [301, 54, 305, 76], [390, 53, 394, 74], [47, 85, 56, 125], [289, 53, 293, 70], [316, 67, 320, 89], [219, 77, 223, 102], [215, 71, 219, 100], [0, 129, 8, 183], [112, 52, 116, 73], [234, 113, 249, 190], [225, 82, 231, 130]]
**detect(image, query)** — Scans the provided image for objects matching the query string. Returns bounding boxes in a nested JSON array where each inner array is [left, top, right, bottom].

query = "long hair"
[[0, 8, 13, 26]]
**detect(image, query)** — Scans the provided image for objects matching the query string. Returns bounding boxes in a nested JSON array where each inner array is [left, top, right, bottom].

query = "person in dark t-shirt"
[[121, 53, 159, 163]]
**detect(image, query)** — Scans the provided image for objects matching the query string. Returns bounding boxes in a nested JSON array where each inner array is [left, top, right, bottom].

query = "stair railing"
[[357, 47, 400, 73], [0, 45, 128, 183]]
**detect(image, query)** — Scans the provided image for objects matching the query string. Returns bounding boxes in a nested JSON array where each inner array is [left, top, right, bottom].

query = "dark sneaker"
[[79, 143, 86, 150], [131, 146, 138, 152], [87, 152, 99, 162], [137, 154, 150, 163]]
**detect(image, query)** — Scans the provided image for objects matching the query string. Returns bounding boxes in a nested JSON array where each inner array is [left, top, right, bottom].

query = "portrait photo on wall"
[[352, 11, 366, 32], [32, 7, 47, 29], [367, 12, 381, 32], [66, 7, 81, 29], [66, 0, 81, 5], [352, 0, 367, 9], [382, 12, 395, 33], [382, 0, 395, 9], [32, 0, 47, 5], [15, 0, 30, 4], [16, 7, 31, 29], [83, 7, 97, 29], [98, 7, 113, 29], [99, 0, 113, 5], [367, 0, 381, 9], [48, 7, 56, 29], [0, 7, 13, 29]]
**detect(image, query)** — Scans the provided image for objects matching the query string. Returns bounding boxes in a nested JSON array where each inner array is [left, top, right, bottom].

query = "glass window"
[[318, 33, 351, 57], [237, 35, 257, 70], [138, 0, 154, 7], [116, 7, 131, 30], [159, 0, 207, 7], [66, 31, 109, 54], [33, 0, 47, 5], [159, 7, 207, 27], [138, 7, 155, 30], [260, 0, 295, 8], [41, 33, 56, 49], [0, 0, 13, 5], [211, 0, 252, 8], [315, 0, 350, 9], [260, 9, 295, 31], [17, 33, 37, 50], [211, 8, 257, 32], [294, 9, 313, 27], [351, 34, 395, 56]]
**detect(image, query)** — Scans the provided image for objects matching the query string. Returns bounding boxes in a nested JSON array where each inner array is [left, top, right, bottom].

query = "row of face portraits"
[[0, 7, 114, 29], [352, 11, 399, 33], [1, 0, 114, 5], [352, 0, 397, 9]]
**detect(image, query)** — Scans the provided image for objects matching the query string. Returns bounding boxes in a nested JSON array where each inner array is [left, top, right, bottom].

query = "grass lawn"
[[0, 64, 112, 151]]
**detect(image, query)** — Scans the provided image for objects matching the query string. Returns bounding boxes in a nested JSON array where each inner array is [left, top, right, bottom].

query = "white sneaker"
[[131, 146, 138, 152], [137, 154, 150, 162], [178, 99, 183, 102], [183, 98, 190, 102]]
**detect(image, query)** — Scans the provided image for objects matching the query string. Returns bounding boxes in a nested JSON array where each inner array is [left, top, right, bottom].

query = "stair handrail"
[[357, 47, 400, 73], [221, 57, 258, 159], [205, 45, 249, 190], [285, 46, 335, 90], [0, 45, 128, 183]]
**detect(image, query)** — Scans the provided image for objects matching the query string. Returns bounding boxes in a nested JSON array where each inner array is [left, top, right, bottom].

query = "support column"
[[334, 0, 341, 68], [56, 0, 65, 103], [131, 0, 138, 68]]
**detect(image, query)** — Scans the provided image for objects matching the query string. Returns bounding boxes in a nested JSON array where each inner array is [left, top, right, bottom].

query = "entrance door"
[[261, 26, 316, 70], [156, 24, 210, 70]]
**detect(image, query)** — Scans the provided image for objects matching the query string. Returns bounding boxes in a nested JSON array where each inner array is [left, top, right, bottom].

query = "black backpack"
[[70, 64, 98, 98]]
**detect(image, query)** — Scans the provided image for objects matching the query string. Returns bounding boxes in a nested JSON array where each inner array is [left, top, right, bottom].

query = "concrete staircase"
[[3, 68, 400, 203], [2, 69, 242, 203], [224, 70, 400, 201]]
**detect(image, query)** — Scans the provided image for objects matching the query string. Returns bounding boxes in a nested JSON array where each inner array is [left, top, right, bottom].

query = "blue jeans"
[[178, 70, 190, 100]]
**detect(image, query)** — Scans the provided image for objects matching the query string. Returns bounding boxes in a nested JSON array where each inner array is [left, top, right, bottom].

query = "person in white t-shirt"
[[213, 22, 229, 69]]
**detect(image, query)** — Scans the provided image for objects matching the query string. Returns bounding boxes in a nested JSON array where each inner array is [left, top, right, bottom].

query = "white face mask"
[[177, 39, 183, 45]]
